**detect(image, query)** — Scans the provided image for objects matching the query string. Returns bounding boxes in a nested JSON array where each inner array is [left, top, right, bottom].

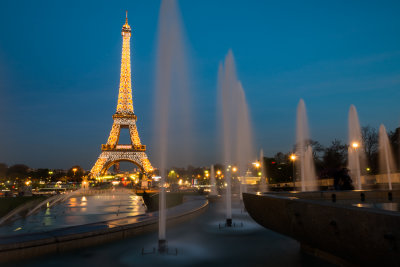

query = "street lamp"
[[252, 162, 261, 169], [290, 154, 296, 188], [352, 142, 359, 149], [72, 168, 78, 176], [352, 142, 361, 189]]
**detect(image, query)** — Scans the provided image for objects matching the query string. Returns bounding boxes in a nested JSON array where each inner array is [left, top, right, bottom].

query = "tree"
[[362, 126, 378, 173], [0, 163, 7, 180], [29, 168, 50, 180], [67, 166, 85, 182], [321, 139, 348, 177], [389, 127, 400, 171], [167, 169, 178, 184], [266, 153, 292, 184], [7, 164, 29, 179]]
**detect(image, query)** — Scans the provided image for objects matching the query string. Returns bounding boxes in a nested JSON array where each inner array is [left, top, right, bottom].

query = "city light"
[[290, 154, 296, 161], [252, 162, 260, 168]]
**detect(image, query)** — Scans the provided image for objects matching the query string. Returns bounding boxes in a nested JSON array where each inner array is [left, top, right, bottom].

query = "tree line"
[[264, 126, 400, 184], [0, 164, 86, 189]]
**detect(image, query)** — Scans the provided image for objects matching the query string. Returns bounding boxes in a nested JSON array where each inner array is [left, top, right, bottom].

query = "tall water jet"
[[295, 99, 317, 191], [154, 0, 191, 251], [240, 170, 250, 200], [209, 165, 217, 196], [218, 50, 253, 225], [235, 82, 254, 199], [239, 172, 245, 201], [259, 149, 268, 192], [218, 55, 233, 226], [348, 105, 366, 190], [379, 124, 396, 190]]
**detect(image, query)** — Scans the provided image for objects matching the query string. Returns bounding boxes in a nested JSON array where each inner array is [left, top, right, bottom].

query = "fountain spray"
[[295, 99, 317, 191], [379, 124, 396, 190]]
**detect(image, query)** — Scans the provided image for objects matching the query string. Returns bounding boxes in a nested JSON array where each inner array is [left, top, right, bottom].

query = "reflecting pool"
[[0, 190, 146, 236]]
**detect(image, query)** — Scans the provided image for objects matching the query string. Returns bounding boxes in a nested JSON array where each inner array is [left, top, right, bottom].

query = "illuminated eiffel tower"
[[90, 12, 153, 177]]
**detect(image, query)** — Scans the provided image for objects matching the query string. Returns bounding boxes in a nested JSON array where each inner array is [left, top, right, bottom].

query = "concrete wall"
[[243, 192, 400, 265]]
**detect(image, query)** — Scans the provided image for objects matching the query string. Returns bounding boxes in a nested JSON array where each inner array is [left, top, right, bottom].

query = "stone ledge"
[[0, 196, 208, 263], [243, 192, 400, 266]]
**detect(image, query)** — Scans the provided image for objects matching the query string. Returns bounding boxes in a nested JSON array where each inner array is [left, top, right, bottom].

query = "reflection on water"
[[352, 202, 400, 212], [0, 191, 146, 236]]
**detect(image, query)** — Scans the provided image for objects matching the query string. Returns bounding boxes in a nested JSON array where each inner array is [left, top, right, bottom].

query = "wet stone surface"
[[0, 191, 146, 236], [13, 198, 332, 267]]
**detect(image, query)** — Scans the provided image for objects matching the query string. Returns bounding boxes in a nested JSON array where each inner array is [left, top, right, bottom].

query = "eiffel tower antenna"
[[90, 14, 153, 178]]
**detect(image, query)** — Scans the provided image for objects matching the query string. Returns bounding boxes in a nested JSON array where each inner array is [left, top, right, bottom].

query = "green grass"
[[0, 196, 48, 217]]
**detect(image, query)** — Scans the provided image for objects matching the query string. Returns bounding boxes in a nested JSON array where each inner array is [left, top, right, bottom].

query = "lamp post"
[[290, 154, 296, 189], [252, 162, 260, 169], [352, 142, 361, 190], [252, 161, 260, 178]]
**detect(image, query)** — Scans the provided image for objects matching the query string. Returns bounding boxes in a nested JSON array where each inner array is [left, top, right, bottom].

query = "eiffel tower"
[[90, 12, 153, 178]]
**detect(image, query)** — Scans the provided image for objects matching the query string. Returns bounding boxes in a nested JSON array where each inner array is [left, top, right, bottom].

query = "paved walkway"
[[11, 197, 332, 267]]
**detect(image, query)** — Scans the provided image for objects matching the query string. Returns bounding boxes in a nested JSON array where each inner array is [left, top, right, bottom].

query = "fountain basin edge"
[[242, 192, 400, 265], [0, 196, 208, 263]]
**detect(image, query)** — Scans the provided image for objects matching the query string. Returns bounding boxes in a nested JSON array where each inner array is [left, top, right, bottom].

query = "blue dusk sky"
[[0, 0, 400, 169]]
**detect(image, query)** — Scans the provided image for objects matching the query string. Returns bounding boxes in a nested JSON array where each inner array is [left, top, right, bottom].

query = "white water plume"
[[154, 0, 192, 241], [218, 50, 253, 219], [347, 105, 366, 190], [295, 99, 317, 191], [210, 165, 217, 196], [379, 124, 396, 190]]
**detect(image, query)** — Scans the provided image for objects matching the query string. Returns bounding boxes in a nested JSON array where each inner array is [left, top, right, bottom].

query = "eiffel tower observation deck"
[[90, 12, 153, 177]]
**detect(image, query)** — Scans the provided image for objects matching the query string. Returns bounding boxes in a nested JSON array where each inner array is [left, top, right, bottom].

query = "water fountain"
[[209, 165, 217, 196], [154, 0, 191, 251], [295, 99, 317, 191], [244, 169, 252, 194], [259, 149, 268, 192], [235, 82, 254, 190], [379, 124, 396, 190], [348, 105, 366, 190], [239, 170, 248, 201], [218, 50, 253, 225]]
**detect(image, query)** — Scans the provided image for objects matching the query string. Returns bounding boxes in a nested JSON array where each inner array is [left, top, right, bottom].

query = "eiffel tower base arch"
[[90, 151, 152, 178]]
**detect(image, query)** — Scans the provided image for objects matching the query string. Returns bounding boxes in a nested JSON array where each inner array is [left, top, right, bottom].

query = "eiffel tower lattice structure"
[[90, 12, 153, 178]]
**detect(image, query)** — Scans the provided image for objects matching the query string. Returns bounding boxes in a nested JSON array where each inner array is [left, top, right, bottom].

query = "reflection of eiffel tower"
[[90, 12, 153, 178]]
